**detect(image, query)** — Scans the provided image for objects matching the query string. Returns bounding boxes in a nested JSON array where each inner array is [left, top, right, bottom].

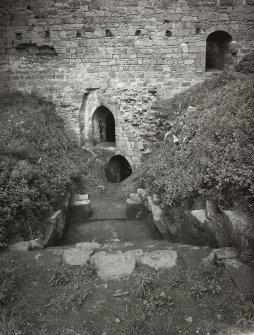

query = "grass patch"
[[0, 269, 17, 306]]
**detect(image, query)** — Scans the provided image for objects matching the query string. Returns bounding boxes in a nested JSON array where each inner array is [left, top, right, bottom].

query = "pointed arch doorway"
[[92, 106, 116, 146]]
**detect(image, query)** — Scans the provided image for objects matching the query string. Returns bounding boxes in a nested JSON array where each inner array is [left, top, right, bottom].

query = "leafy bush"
[[137, 73, 254, 211], [235, 51, 254, 74], [0, 92, 91, 244]]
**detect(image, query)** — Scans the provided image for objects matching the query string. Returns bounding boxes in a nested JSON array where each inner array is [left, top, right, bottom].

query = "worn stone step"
[[69, 208, 129, 222], [59, 218, 161, 245], [90, 199, 128, 219]]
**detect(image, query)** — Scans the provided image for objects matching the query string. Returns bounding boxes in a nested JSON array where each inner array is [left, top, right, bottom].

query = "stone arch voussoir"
[[114, 151, 134, 170], [98, 99, 119, 123], [202, 25, 236, 42]]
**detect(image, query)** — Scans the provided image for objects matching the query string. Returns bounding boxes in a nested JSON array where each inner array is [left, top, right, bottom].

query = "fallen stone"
[[129, 193, 142, 202], [62, 248, 91, 266], [140, 250, 177, 270], [175, 245, 211, 268], [96, 283, 108, 290], [91, 251, 136, 280], [191, 209, 207, 227], [223, 210, 254, 251], [190, 209, 228, 247], [29, 239, 44, 251], [138, 142, 144, 150], [206, 200, 220, 220], [147, 196, 167, 235], [185, 316, 193, 324], [124, 242, 135, 247], [70, 199, 91, 218], [223, 259, 254, 296], [213, 247, 238, 264], [74, 194, 89, 201], [9, 241, 31, 252], [137, 188, 149, 201], [201, 251, 215, 265], [152, 194, 160, 205]]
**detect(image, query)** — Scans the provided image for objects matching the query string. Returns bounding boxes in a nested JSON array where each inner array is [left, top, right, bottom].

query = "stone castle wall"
[[0, 0, 253, 167]]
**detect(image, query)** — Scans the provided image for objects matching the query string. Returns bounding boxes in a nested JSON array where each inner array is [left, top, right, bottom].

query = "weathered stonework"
[[1, 0, 253, 167]]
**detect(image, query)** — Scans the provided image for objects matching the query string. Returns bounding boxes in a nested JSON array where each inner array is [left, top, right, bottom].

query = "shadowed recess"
[[206, 30, 232, 71], [106, 155, 132, 183], [92, 106, 115, 145]]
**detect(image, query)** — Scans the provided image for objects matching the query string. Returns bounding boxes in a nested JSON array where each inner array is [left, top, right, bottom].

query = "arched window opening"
[[106, 155, 132, 183], [206, 31, 232, 71], [92, 106, 116, 146]]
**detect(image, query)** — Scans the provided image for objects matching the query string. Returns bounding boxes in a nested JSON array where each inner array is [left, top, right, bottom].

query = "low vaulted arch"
[[206, 30, 233, 71], [106, 155, 132, 183]]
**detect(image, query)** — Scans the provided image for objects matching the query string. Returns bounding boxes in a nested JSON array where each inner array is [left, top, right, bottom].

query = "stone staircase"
[[60, 196, 160, 246], [9, 185, 254, 295], [52, 188, 254, 294]]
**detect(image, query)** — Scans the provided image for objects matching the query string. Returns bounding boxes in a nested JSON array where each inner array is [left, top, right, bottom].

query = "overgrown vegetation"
[[235, 51, 254, 74], [0, 92, 95, 247], [0, 269, 17, 306], [135, 71, 254, 212]]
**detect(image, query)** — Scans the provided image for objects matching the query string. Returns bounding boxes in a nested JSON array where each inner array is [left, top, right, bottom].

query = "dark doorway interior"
[[206, 31, 232, 71], [106, 112, 115, 142], [106, 155, 132, 183], [92, 106, 116, 145]]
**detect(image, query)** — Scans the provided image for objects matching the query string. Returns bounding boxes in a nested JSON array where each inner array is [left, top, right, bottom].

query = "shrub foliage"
[[0, 92, 89, 245], [138, 73, 254, 211]]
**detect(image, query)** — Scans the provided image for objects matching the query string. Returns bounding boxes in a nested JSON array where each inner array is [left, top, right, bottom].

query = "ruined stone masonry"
[[1, 0, 253, 169]]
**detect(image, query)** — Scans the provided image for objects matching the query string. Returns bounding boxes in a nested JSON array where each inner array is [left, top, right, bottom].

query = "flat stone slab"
[[126, 198, 145, 219], [70, 200, 91, 217], [140, 250, 177, 270], [91, 251, 136, 281], [62, 248, 91, 266], [9, 241, 32, 252], [191, 209, 207, 225], [74, 194, 89, 201], [89, 200, 128, 220], [223, 259, 254, 296], [76, 241, 100, 252], [9, 239, 44, 252], [213, 247, 238, 263], [173, 245, 211, 268]]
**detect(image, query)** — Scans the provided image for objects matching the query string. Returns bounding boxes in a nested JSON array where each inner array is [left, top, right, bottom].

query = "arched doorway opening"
[[92, 106, 116, 145], [106, 155, 132, 183], [206, 31, 232, 71], [106, 112, 115, 142]]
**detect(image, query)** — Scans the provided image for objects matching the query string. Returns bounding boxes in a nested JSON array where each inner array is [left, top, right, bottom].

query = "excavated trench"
[[59, 183, 162, 247]]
